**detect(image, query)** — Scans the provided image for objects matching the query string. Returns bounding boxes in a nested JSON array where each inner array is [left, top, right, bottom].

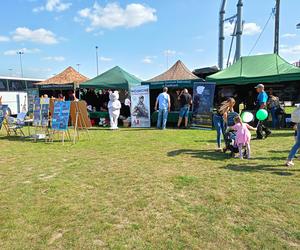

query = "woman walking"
[[286, 123, 300, 167], [213, 97, 236, 151]]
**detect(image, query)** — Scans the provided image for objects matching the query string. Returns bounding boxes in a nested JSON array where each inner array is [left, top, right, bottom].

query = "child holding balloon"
[[230, 115, 257, 159]]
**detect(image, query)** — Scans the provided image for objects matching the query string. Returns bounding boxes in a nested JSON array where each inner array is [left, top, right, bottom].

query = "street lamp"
[[8, 68, 12, 77], [297, 23, 300, 29], [17, 51, 24, 78], [95, 46, 99, 76], [76, 63, 80, 73]]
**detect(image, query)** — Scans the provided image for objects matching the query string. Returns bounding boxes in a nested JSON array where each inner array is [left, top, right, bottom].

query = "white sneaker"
[[285, 161, 294, 167]]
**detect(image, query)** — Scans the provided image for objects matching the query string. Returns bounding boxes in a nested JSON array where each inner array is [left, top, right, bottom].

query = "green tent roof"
[[207, 54, 300, 85], [80, 66, 141, 90]]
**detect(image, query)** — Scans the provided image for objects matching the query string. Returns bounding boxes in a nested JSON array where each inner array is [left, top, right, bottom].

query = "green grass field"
[[1, 128, 300, 249]]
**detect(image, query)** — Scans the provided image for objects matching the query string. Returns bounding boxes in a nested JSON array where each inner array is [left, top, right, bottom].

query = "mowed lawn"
[[0, 128, 300, 249]]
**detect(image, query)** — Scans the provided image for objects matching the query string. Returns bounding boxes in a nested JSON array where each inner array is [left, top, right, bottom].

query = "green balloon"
[[256, 109, 268, 121]]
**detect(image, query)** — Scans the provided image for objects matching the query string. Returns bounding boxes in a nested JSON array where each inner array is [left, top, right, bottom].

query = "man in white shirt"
[[154, 87, 171, 129]]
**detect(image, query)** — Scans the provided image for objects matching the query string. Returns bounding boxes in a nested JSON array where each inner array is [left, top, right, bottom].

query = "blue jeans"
[[157, 109, 168, 129], [270, 107, 279, 128], [213, 114, 225, 148], [288, 124, 300, 161], [179, 106, 189, 118]]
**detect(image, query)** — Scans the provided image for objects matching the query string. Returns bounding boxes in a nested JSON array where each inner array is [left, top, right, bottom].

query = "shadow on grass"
[[167, 149, 229, 161], [0, 136, 26, 142], [221, 163, 299, 176]]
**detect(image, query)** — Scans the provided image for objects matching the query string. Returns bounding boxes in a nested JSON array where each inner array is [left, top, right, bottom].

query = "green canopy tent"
[[207, 54, 300, 85], [80, 66, 141, 90]]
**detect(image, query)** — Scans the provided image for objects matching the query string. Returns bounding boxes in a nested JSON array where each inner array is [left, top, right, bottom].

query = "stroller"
[[223, 112, 247, 157]]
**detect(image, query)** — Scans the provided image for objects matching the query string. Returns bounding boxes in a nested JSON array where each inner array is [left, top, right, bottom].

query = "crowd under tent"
[[142, 60, 204, 124], [207, 54, 300, 108], [80, 66, 142, 122], [35, 66, 88, 100]]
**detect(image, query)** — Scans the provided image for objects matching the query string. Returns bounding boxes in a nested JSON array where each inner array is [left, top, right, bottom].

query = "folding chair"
[[5, 112, 27, 136]]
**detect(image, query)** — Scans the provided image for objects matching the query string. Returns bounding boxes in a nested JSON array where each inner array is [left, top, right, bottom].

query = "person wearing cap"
[[255, 84, 272, 139]]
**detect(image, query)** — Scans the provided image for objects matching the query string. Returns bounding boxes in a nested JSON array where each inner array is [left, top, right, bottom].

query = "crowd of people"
[[153, 84, 299, 167]]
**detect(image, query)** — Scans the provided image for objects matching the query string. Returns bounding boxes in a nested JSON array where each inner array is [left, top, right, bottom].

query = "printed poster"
[[130, 85, 151, 128], [0, 104, 8, 129], [33, 98, 50, 126], [52, 101, 71, 131], [27, 89, 39, 114], [191, 82, 216, 129]]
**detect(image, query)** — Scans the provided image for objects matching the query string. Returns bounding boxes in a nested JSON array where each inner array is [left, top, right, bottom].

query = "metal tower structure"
[[274, 0, 280, 54], [234, 0, 243, 62], [218, 0, 227, 70]]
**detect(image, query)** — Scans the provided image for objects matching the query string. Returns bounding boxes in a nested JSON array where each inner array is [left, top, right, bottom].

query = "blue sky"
[[0, 0, 300, 80]]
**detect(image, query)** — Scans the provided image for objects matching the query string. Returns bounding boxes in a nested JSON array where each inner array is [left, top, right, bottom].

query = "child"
[[286, 123, 300, 167], [231, 116, 257, 159]]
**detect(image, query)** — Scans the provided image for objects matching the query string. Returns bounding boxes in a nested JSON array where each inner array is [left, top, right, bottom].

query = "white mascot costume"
[[108, 91, 121, 129]]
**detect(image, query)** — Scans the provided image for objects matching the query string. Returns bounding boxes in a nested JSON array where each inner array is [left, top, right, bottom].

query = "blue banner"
[[0, 104, 8, 129], [191, 82, 216, 129], [52, 101, 71, 131]]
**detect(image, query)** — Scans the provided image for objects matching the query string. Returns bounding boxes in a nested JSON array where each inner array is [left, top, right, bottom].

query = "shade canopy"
[[35, 66, 88, 88], [143, 60, 202, 89], [207, 54, 300, 85], [147, 60, 199, 82], [80, 66, 141, 90]]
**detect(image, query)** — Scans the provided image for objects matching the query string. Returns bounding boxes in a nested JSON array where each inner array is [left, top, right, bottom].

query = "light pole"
[[297, 23, 300, 29], [8, 68, 12, 77], [17, 51, 24, 78], [95, 46, 99, 75], [76, 63, 80, 73]]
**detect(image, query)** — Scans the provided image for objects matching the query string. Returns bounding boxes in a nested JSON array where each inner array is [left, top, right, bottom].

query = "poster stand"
[[73, 101, 90, 144]]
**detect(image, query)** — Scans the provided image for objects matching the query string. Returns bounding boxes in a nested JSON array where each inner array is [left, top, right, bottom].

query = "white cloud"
[[142, 56, 156, 64], [224, 22, 261, 36], [100, 56, 112, 62], [77, 2, 157, 31], [196, 48, 204, 53], [164, 49, 176, 56], [4, 48, 41, 56], [33, 0, 72, 12], [282, 33, 297, 38], [43, 56, 65, 62], [280, 44, 300, 55], [0, 36, 10, 42], [243, 23, 262, 35], [12, 27, 58, 44]]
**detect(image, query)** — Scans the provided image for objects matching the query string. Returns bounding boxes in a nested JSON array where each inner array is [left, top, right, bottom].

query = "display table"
[[151, 111, 192, 124], [88, 111, 109, 119]]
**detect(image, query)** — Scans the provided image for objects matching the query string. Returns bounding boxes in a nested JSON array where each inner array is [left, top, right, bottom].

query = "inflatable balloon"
[[256, 109, 268, 121], [241, 112, 254, 123]]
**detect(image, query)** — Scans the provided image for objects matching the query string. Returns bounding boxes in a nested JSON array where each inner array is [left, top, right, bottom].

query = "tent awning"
[[80, 66, 141, 90], [207, 54, 300, 85], [35, 66, 88, 87]]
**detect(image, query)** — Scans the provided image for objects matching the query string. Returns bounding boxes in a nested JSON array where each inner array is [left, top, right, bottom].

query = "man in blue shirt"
[[255, 84, 272, 139], [154, 87, 171, 129]]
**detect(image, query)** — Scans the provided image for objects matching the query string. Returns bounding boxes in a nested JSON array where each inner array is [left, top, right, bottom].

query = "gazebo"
[[35, 66, 89, 99], [207, 53, 300, 104], [80, 66, 141, 121], [143, 60, 202, 89], [80, 66, 141, 90], [142, 60, 203, 124]]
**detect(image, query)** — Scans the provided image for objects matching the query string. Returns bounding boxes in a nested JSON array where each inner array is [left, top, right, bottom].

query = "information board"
[[52, 101, 71, 131], [191, 82, 216, 129], [33, 98, 50, 127], [130, 85, 151, 128], [27, 89, 39, 113]]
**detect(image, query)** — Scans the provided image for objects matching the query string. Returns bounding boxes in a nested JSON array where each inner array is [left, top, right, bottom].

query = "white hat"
[[255, 84, 264, 89]]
